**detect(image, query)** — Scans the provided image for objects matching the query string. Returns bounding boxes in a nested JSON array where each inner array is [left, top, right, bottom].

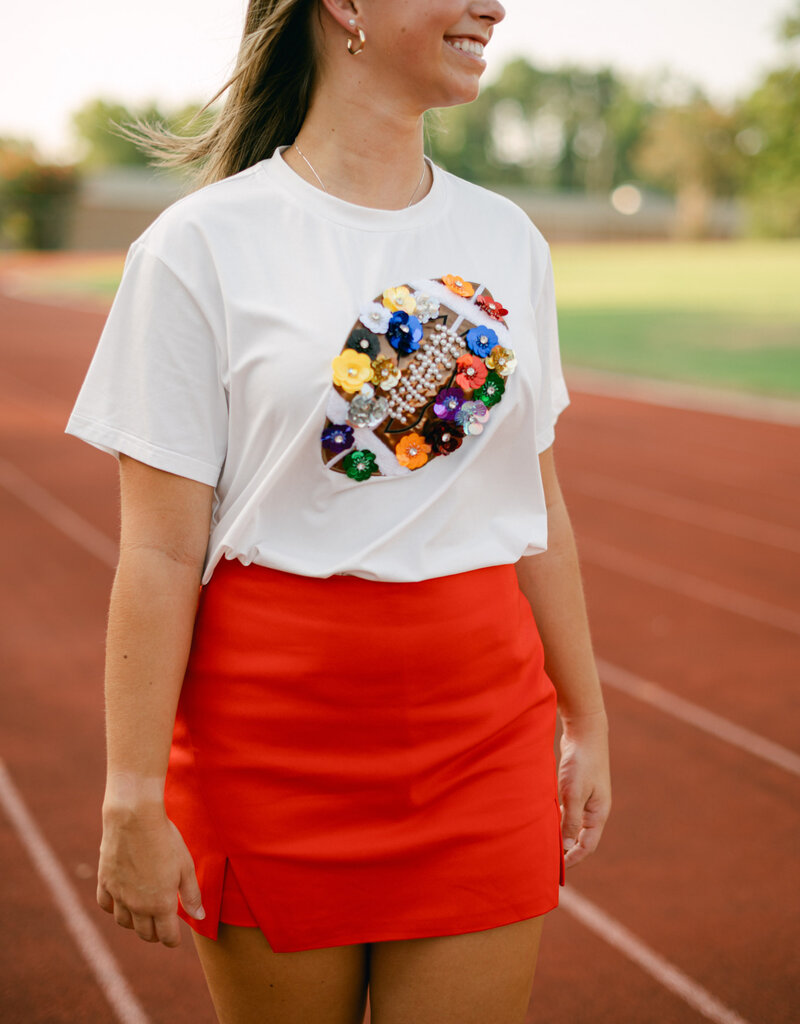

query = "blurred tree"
[[631, 97, 742, 237], [427, 58, 653, 194], [735, 69, 800, 236], [70, 99, 216, 170], [732, 3, 800, 236], [781, 0, 800, 38], [0, 139, 81, 249]]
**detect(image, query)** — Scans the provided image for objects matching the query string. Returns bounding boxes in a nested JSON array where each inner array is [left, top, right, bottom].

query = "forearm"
[[515, 498, 607, 727], [103, 547, 202, 816]]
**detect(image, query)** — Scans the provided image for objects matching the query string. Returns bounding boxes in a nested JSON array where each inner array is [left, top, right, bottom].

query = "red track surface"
[[1, 278, 798, 1024]]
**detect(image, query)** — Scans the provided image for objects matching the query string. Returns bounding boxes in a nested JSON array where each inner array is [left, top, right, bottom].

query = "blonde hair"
[[109, 0, 319, 193]]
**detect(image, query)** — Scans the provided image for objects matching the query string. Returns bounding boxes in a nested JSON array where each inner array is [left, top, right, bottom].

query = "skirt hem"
[[177, 889, 562, 952]]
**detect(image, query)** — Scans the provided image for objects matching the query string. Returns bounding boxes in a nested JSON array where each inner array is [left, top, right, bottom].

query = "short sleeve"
[[65, 241, 228, 486], [532, 243, 570, 453]]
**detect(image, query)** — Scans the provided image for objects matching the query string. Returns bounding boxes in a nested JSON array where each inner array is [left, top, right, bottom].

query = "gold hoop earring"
[[347, 26, 366, 55]]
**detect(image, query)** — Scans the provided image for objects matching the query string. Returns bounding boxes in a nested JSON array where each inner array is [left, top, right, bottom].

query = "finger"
[[559, 795, 584, 849], [564, 820, 606, 867], [131, 912, 158, 943], [97, 886, 114, 913], [178, 864, 206, 922], [113, 903, 134, 929], [153, 913, 182, 948]]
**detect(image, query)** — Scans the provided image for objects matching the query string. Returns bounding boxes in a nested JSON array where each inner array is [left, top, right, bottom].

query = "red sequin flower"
[[476, 295, 508, 320], [454, 353, 488, 390]]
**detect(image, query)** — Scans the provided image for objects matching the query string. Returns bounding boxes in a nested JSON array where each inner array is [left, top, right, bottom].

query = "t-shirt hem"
[[65, 415, 222, 487]]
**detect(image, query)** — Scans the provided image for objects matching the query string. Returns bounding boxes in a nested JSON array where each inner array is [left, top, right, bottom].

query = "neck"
[[284, 76, 432, 210]]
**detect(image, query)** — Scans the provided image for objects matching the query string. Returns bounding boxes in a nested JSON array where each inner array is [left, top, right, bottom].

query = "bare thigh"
[[192, 924, 369, 1024], [368, 915, 546, 1024]]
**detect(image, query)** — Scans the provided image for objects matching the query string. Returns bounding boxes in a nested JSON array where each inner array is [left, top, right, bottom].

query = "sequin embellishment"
[[321, 276, 515, 480]]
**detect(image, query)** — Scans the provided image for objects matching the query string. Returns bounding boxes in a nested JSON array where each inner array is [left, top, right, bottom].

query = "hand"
[[96, 805, 205, 947], [557, 711, 611, 869]]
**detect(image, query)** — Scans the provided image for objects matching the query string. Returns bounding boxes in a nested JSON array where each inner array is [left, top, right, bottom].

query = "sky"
[[1, 0, 796, 162]]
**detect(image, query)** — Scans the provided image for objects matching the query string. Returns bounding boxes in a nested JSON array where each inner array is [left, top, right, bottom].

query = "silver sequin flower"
[[347, 383, 389, 429]]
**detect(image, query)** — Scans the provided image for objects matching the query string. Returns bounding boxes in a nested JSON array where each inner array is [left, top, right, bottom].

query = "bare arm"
[[515, 444, 611, 868], [97, 454, 215, 947]]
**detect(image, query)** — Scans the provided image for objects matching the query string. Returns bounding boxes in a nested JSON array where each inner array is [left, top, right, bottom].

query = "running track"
[[0, 271, 797, 1023]]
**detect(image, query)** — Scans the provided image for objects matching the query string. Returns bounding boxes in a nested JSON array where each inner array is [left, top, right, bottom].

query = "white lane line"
[[566, 472, 800, 554], [0, 456, 117, 568], [559, 887, 754, 1024], [580, 538, 800, 636], [0, 759, 151, 1024], [565, 365, 800, 427], [596, 658, 800, 778]]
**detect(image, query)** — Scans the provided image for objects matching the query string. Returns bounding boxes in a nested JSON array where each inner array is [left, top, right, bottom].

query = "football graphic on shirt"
[[320, 275, 516, 481]]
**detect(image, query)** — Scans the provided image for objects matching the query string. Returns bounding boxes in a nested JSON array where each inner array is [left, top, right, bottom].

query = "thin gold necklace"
[[293, 143, 428, 208]]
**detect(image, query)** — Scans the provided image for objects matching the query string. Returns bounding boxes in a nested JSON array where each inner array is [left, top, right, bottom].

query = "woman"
[[66, 1, 611, 1021]]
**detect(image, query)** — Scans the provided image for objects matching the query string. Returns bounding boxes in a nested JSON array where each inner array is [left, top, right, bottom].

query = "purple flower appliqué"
[[321, 423, 355, 454], [433, 386, 466, 421], [465, 325, 499, 358], [386, 311, 423, 356]]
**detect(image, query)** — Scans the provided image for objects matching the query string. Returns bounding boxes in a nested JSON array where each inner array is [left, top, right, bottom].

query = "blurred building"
[[68, 167, 186, 250], [65, 167, 743, 250]]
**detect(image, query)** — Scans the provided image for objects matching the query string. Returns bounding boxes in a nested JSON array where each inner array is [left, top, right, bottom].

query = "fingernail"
[[195, 907, 206, 920], [563, 838, 576, 851]]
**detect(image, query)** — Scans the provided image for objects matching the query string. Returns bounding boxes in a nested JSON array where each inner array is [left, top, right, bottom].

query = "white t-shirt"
[[66, 145, 570, 584]]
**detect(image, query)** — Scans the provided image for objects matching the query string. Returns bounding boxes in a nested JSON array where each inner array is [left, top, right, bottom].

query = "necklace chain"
[[293, 143, 427, 208]]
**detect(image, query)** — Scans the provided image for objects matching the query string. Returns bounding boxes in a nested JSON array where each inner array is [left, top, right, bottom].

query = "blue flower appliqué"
[[321, 423, 355, 454], [465, 325, 499, 358], [386, 311, 423, 356]]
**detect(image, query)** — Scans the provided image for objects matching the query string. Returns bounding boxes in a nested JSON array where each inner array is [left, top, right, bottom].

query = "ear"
[[317, 0, 363, 34]]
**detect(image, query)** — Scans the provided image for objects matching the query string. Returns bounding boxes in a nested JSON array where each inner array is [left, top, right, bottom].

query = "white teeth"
[[448, 38, 484, 57]]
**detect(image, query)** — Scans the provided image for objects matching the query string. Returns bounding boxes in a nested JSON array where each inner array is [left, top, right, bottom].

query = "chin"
[[435, 84, 481, 108], [422, 73, 481, 110]]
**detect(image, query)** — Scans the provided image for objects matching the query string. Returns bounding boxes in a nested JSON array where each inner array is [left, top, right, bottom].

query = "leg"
[[192, 924, 369, 1024], [368, 915, 547, 1024]]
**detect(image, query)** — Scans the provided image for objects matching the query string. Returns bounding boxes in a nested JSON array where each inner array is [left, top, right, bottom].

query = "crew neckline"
[[259, 144, 449, 231]]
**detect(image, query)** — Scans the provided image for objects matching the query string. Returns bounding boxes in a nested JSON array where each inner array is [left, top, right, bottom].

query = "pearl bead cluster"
[[386, 323, 463, 422]]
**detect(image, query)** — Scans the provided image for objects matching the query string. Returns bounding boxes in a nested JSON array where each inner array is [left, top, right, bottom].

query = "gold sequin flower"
[[485, 345, 517, 377], [442, 274, 474, 298], [382, 285, 417, 314], [332, 350, 373, 394], [371, 355, 402, 391]]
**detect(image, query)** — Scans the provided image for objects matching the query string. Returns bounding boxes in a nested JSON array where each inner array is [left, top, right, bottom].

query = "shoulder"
[[130, 161, 268, 271], [437, 165, 550, 253]]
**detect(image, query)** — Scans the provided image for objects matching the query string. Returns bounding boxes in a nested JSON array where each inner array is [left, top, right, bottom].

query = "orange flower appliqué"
[[442, 274, 474, 298], [395, 432, 431, 469]]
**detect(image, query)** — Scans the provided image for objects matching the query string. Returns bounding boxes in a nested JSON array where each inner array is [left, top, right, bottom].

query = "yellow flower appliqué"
[[442, 274, 474, 298], [332, 350, 373, 394], [382, 285, 417, 314]]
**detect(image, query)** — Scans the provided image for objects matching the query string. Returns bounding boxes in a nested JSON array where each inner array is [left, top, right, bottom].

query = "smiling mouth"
[[444, 37, 486, 61]]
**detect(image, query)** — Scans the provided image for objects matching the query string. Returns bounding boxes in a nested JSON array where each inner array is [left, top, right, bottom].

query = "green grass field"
[[551, 241, 800, 398], [2, 241, 799, 398]]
